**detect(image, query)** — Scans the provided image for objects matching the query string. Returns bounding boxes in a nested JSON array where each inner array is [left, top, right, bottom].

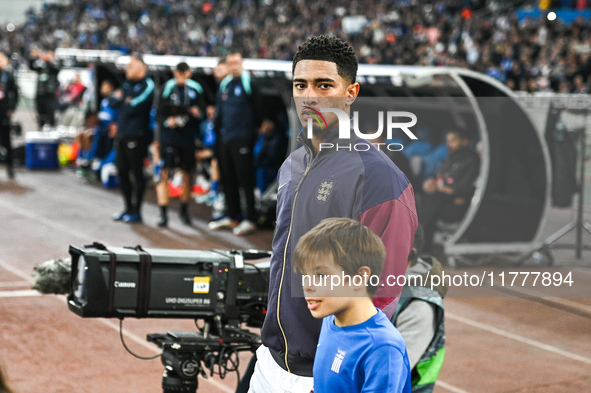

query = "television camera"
[[67, 242, 270, 392]]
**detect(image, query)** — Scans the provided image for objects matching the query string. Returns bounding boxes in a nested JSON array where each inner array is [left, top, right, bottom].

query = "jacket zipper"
[[276, 144, 315, 373]]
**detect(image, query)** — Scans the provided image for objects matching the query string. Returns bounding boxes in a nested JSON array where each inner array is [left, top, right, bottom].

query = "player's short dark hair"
[[292, 35, 358, 84], [176, 62, 190, 73]]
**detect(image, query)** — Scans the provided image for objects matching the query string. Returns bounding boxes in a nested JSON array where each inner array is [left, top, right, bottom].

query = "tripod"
[[530, 105, 591, 261], [148, 320, 261, 393]]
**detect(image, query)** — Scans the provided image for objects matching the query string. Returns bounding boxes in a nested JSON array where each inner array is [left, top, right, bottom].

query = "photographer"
[[154, 62, 206, 227], [393, 225, 447, 393]]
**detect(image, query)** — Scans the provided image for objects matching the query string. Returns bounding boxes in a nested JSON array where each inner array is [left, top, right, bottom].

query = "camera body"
[[68, 243, 269, 327]]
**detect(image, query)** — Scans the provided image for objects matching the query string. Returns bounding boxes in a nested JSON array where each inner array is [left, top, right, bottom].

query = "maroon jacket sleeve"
[[358, 184, 418, 319]]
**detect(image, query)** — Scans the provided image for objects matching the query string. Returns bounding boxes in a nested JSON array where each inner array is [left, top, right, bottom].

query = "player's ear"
[[345, 82, 359, 106], [352, 266, 371, 293]]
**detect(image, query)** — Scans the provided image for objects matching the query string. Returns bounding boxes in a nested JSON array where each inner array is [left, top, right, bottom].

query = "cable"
[[245, 262, 269, 286], [225, 346, 243, 392], [206, 344, 241, 390], [118, 319, 162, 360], [194, 319, 203, 330]]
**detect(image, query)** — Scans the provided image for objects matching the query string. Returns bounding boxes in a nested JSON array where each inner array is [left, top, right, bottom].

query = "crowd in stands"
[[0, 0, 590, 93]]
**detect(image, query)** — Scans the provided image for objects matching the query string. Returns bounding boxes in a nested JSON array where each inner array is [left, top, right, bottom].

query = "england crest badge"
[[316, 180, 335, 204]]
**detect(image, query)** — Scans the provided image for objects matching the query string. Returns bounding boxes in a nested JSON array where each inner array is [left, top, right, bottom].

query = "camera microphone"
[[32, 257, 71, 295]]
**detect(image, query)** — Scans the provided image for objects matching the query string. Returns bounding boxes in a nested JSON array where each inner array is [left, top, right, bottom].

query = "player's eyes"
[[319, 84, 331, 89]]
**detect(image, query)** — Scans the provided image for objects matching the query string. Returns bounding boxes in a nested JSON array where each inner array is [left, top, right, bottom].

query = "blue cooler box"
[[25, 131, 60, 169]]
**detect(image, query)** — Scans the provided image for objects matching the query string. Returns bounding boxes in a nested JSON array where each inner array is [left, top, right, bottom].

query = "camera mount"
[[148, 316, 261, 393]]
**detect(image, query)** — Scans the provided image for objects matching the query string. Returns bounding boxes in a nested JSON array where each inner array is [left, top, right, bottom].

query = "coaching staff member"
[[111, 54, 155, 223], [29, 49, 61, 128], [0, 52, 18, 180], [155, 62, 206, 227], [209, 52, 273, 236], [247, 36, 418, 392]]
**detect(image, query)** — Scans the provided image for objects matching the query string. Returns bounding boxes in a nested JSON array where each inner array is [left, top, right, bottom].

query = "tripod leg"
[[517, 221, 576, 265], [543, 221, 577, 247], [575, 123, 587, 259]]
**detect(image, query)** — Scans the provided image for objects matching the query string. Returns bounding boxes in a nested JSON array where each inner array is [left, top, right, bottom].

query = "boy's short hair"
[[294, 217, 385, 296], [292, 35, 358, 84]]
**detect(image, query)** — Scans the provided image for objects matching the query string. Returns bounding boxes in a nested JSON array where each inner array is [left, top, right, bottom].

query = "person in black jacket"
[[209, 52, 273, 236], [29, 49, 60, 128], [154, 62, 206, 227], [110, 54, 155, 223], [420, 129, 480, 252], [0, 53, 19, 180]]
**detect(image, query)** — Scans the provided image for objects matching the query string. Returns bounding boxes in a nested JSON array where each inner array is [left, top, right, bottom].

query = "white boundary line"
[[0, 259, 33, 281], [447, 312, 591, 365], [0, 281, 32, 288], [436, 380, 471, 393], [0, 289, 41, 298], [544, 297, 591, 314], [1, 200, 95, 241], [490, 284, 591, 314]]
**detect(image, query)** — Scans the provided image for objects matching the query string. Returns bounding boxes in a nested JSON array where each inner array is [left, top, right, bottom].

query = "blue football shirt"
[[313, 309, 411, 393]]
